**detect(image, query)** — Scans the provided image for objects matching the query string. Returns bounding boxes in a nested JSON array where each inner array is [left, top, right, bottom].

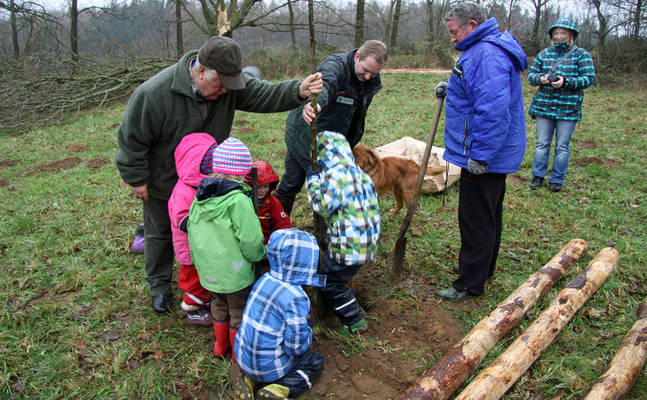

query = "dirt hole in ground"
[[87, 157, 111, 169], [0, 159, 19, 167], [576, 140, 598, 149], [66, 143, 88, 153], [306, 275, 464, 399], [507, 174, 528, 185], [237, 127, 256, 134], [572, 157, 621, 169], [33, 157, 82, 173]]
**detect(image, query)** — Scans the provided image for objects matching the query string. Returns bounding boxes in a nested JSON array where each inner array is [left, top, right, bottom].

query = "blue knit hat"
[[211, 137, 252, 175]]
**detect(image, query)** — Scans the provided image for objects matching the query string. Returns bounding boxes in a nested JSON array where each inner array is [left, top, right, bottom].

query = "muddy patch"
[[0, 178, 8, 186], [237, 127, 256, 134], [572, 157, 622, 169], [234, 119, 249, 126], [0, 159, 19, 167], [507, 174, 529, 185], [66, 143, 88, 153], [309, 287, 463, 399], [575, 140, 597, 149], [87, 157, 111, 169], [33, 157, 82, 173]]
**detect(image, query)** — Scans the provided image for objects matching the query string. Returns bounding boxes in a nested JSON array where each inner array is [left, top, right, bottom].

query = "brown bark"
[[454, 247, 619, 400], [583, 295, 647, 400], [399, 238, 587, 400]]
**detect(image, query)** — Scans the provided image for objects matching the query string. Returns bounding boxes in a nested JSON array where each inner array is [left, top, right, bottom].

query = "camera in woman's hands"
[[546, 73, 560, 82]]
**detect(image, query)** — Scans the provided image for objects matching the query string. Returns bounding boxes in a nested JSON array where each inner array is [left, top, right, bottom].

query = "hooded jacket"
[[244, 161, 291, 244], [235, 228, 326, 382], [284, 49, 382, 170], [115, 50, 305, 200], [443, 18, 528, 174], [187, 177, 265, 293], [168, 133, 216, 265], [306, 131, 380, 266], [527, 41, 595, 121]]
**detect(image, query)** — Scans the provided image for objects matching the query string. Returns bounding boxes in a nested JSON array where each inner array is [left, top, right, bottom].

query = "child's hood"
[[267, 229, 326, 288], [316, 131, 355, 171], [174, 133, 218, 187], [244, 161, 279, 193], [195, 177, 249, 201]]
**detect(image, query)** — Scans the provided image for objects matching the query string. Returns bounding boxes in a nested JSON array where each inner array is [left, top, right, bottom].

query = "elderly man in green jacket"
[[115, 36, 323, 315]]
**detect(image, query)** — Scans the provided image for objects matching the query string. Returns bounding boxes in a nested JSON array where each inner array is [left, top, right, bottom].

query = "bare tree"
[[632, 0, 644, 38], [527, 0, 553, 53], [175, 0, 183, 59], [288, 0, 297, 51], [355, 0, 365, 47], [9, 0, 19, 58], [389, 0, 402, 48]]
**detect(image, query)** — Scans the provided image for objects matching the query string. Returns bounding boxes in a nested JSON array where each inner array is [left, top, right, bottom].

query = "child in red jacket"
[[245, 161, 292, 244]]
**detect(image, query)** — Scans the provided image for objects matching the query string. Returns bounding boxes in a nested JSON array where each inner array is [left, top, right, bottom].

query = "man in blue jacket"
[[434, 2, 528, 299]]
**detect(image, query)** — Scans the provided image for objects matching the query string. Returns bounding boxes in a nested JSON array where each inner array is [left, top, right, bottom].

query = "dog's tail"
[[425, 165, 446, 175]]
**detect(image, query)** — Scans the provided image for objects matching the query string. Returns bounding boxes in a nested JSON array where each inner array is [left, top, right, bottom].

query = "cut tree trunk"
[[583, 295, 647, 400], [453, 247, 619, 400], [399, 238, 587, 400]]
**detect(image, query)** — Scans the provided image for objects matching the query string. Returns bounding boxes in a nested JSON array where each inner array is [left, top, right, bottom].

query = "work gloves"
[[434, 81, 448, 99], [467, 159, 488, 175]]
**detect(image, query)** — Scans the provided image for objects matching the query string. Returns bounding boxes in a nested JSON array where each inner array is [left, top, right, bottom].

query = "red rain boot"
[[212, 321, 230, 357], [229, 328, 238, 363]]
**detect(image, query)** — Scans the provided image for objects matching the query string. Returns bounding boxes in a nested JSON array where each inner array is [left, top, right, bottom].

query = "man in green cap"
[[115, 36, 323, 315]]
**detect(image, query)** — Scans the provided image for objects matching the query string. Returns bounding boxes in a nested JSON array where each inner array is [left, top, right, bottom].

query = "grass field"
[[1, 71, 645, 399]]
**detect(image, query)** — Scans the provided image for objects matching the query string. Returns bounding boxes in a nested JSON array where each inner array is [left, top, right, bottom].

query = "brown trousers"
[[210, 286, 252, 329]]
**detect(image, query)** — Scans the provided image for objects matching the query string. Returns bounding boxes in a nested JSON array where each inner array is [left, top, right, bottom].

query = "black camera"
[[546, 73, 560, 82]]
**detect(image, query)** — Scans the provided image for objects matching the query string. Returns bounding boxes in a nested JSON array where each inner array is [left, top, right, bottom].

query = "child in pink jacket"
[[168, 132, 218, 326]]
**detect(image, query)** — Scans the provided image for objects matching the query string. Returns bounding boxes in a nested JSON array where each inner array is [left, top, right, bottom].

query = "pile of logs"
[[400, 240, 646, 399]]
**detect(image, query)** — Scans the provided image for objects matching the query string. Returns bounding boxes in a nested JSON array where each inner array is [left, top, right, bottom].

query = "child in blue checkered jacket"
[[233, 228, 326, 400]]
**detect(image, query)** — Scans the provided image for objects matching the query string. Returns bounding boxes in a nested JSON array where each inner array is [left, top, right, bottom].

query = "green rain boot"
[[229, 362, 256, 400], [256, 383, 290, 400], [338, 317, 368, 335]]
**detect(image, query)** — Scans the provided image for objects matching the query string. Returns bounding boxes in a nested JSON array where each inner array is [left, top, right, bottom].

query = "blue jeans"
[[531, 117, 577, 185]]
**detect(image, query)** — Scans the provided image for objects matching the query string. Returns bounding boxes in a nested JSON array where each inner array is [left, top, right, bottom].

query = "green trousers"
[[143, 196, 174, 296]]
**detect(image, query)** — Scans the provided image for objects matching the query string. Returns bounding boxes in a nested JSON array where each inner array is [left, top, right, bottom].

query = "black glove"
[[434, 81, 448, 99], [467, 159, 488, 175]]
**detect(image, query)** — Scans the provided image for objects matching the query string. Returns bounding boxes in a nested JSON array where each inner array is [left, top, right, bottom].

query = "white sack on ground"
[[375, 136, 460, 193]]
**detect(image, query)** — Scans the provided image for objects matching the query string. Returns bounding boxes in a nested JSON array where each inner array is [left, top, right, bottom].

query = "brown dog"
[[352, 144, 445, 214]]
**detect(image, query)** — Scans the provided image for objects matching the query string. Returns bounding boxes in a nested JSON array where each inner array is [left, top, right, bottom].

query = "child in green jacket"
[[186, 137, 265, 362]]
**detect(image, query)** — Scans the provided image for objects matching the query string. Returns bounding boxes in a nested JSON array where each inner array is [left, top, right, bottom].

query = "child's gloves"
[[467, 159, 488, 175]]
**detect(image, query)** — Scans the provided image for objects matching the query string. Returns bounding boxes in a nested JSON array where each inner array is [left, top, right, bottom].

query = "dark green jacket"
[[284, 49, 382, 170], [115, 50, 305, 200]]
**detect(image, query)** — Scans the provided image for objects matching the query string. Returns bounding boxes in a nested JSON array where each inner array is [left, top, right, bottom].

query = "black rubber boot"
[[273, 191, 296, 216]]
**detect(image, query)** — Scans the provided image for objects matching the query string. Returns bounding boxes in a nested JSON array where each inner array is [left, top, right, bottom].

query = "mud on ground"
[[305, 272, 464, 400]]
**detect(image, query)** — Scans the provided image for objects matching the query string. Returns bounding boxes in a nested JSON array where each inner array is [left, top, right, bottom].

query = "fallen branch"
[[399, 238, 587, 400], [583, 295, 647, 400], [453, 247, 619, 400]]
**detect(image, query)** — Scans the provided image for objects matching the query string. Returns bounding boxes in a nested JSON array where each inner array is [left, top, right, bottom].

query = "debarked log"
[[399, 238, 587, 400], [583, 295, 647, 400], [454, 247, 619, 400]]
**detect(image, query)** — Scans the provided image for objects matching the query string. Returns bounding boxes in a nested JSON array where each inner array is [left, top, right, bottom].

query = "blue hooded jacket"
[[235, 229, 326, 383], [443, 18, 528, 174]]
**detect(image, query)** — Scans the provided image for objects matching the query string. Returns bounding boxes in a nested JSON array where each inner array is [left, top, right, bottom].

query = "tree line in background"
[[0, 0, 645, 131]]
